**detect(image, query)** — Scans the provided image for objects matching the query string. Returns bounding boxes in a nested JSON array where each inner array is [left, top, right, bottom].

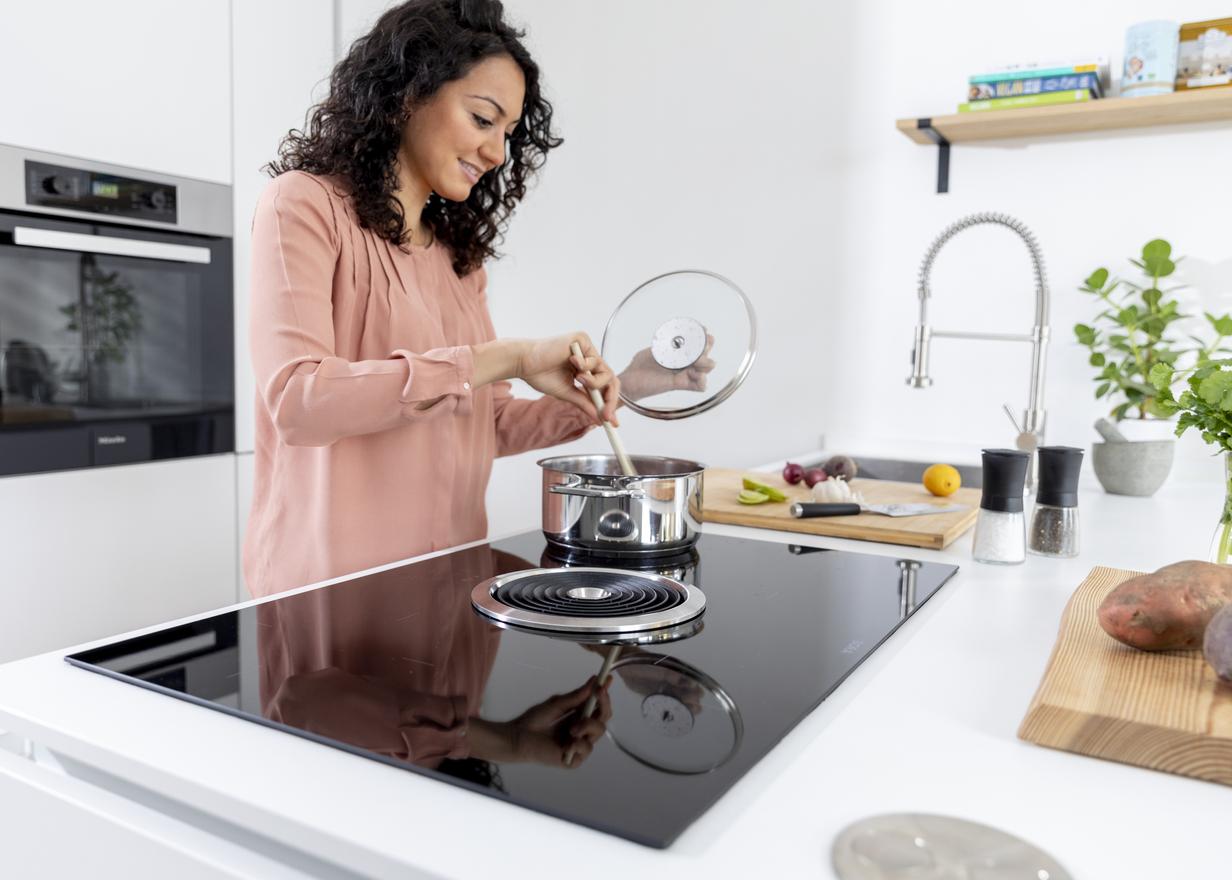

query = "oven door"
[[0, 212, 233, 476]]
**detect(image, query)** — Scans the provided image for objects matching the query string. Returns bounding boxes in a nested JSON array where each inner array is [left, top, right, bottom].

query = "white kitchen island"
[[1, 476, 1227, 879]]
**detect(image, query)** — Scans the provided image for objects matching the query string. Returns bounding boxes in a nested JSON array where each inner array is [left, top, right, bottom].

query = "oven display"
[[91, 180, 120, 199], [25, 160, 177, 223]]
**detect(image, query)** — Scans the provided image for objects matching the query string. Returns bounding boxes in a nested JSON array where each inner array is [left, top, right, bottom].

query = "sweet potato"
[[1097, 560, 1232, 651], [1204, 604, 1232, 681]]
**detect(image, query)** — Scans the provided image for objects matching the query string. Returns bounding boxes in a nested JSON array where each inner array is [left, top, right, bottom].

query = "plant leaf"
[[1148, 362, 1173, 390], [1198, 371, 1232, 408], [1142, 239, 1172, 262], [1084, 268, 1109, 290]]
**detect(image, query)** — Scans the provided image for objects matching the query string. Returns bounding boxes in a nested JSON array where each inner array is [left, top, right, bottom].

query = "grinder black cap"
[[979, 448, 1030, 512], [1035, 445, 1084, 508]]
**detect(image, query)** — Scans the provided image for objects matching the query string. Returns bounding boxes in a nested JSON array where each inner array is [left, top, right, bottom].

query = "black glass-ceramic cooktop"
[[66, 532, 958, 849]]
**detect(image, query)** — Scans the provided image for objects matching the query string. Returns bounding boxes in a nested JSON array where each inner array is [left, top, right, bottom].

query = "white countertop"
[[1, 472, 1228, 878]]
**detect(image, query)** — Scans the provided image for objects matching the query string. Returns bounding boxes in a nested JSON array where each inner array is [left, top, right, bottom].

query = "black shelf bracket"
[[916, 118, 950, 193]]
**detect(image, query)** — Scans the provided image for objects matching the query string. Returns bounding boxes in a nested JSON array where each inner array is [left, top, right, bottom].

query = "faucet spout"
[[907, 212, 1051, 478]]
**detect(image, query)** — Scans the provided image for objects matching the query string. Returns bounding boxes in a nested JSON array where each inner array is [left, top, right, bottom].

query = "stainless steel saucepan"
[[538, 454, 705, 556]]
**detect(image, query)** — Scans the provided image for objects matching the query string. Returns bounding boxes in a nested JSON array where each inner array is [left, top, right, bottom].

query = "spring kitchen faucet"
[[907, 212, 1050, 485]]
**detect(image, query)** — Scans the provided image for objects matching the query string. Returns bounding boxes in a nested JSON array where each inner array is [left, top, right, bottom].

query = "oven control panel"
[[24, 160, 177, 224]]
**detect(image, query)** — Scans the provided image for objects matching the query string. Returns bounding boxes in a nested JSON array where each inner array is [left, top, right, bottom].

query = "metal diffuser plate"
[[471, 568, 706, 636]]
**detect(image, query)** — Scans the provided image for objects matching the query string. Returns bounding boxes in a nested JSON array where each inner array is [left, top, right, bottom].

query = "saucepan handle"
[[550, 479, 645, 499]]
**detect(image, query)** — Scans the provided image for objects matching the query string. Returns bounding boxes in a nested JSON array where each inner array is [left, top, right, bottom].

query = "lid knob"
[[651, 316, 707, 369]]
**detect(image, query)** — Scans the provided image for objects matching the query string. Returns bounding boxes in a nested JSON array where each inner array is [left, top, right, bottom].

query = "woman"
[[244, 0, 620, 598]]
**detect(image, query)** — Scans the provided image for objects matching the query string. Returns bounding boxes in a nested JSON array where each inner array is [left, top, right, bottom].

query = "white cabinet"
[[0, 0, 232, 184], [0, 455, 237, 663], [231, 0, 336, 454], [235, 451, 254, 599]]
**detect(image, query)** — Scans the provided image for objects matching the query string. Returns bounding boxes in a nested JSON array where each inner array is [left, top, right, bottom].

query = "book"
[[970, 59, 1110, 86], [968, 72, 1102, 101], [1176, 17, 1232, 90], [957, 90, 1093, 112]]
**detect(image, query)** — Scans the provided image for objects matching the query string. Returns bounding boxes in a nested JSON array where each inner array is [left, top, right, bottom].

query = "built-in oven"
[[0, 143, 233, 477]]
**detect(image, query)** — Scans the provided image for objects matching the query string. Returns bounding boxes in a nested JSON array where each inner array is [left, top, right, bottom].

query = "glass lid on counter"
[[602, 269, 757, 420]]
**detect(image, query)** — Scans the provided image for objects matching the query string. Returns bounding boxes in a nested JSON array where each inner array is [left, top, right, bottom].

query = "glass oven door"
[[0, 212, 233, 475]]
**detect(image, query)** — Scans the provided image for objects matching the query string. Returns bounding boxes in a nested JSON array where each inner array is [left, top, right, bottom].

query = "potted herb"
[[1149, 360, 1232, 562], [1074, 239, 1232, 495]]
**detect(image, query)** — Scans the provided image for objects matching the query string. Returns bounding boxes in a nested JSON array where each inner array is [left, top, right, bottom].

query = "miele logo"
[[96, 435, 127, 445], [840, 639, 863, 655]]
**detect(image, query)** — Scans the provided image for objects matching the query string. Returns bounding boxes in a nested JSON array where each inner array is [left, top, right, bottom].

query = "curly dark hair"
[[266, 0, 562, 276]]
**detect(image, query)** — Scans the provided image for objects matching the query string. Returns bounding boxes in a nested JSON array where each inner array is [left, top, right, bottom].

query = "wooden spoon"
[[570, 341, 636, 476]]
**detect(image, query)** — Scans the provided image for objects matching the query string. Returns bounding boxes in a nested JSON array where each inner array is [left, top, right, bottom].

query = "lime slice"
[[741, 477, 787, 502], [738, 488, 771, 505]]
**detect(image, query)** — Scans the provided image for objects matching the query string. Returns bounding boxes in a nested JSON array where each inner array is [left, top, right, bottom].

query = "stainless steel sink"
[[806, 455, 983, 490]]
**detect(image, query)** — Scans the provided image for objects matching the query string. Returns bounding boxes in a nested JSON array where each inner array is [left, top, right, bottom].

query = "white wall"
[[0, 0, 232, 183]]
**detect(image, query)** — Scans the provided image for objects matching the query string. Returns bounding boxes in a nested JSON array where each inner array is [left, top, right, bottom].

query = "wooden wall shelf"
[[896, 87, 1232, 192]]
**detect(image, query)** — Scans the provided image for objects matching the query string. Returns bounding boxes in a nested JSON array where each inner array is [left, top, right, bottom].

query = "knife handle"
[[791, 502, 861, 518]]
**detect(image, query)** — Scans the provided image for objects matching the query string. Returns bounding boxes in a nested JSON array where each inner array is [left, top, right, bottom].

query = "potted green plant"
[[1149, 360, 1232, 562], [1074, 239, 1232, 495]]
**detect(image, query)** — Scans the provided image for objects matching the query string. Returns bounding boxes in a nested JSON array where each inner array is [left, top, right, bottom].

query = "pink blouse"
[[243, 171, 593, 598]]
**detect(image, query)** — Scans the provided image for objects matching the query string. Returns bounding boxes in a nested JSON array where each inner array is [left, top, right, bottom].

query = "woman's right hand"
[[516, 332, 621, 425]]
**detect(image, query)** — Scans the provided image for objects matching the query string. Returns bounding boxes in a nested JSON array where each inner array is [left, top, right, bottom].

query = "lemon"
[[922, 463, 961, 497]]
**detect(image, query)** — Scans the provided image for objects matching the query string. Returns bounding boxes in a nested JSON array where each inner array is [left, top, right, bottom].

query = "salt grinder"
[[1028, 446, 1084, 558], [972, 448, 1030, 565]]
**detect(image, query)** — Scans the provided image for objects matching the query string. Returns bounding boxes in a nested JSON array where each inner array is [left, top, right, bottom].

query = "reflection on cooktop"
[[66, 531, 959, 848]]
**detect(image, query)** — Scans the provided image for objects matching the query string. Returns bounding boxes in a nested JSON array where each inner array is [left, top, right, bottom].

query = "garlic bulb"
[[811, 477, 864, 504]]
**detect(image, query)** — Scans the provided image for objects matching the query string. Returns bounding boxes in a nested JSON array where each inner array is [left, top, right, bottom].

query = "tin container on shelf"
[[1122, 20, 1180, 97]]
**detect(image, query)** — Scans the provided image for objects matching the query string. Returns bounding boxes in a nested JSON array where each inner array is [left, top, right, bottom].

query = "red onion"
[[803, 467, 828, 488]]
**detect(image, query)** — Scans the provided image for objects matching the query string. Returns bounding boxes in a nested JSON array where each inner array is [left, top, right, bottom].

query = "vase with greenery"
[[1150, 360, 1232, 562], [1074, 238, 1232, 422]]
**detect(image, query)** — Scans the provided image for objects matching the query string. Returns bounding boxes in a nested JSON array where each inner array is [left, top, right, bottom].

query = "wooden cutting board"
[[697, 468, 980, 550], [1018, 565, 1232, 786]]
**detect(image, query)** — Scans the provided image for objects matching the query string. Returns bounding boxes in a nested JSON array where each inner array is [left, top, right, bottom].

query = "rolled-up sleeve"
[[491, 381, 596, 457], [249, 171, 474, 447], [465, 271, 596, 457]]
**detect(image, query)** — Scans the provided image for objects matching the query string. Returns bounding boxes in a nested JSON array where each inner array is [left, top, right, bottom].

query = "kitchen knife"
[[790, 502, 967, 518]]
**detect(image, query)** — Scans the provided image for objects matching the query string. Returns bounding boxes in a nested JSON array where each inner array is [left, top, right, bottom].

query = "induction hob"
[[66, 531, 958, 848]]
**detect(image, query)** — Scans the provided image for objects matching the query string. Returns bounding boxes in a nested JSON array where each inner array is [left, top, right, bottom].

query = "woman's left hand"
[[518, 332, 620, 426]]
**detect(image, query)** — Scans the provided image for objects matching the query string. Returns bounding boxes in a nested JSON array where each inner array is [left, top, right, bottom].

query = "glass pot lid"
[[601, 269, 757, 420]]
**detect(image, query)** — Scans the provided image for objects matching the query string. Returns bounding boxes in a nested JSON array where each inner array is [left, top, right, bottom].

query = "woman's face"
[[401, 54, 526, 202]]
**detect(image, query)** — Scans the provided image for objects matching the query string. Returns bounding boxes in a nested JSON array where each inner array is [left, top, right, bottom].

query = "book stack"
[[959, 60, 1110, 112]]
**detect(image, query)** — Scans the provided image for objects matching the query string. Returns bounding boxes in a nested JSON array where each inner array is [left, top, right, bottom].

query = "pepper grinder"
[[972, 448, 1030, 565], [1028, 446, 1084, 558]]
